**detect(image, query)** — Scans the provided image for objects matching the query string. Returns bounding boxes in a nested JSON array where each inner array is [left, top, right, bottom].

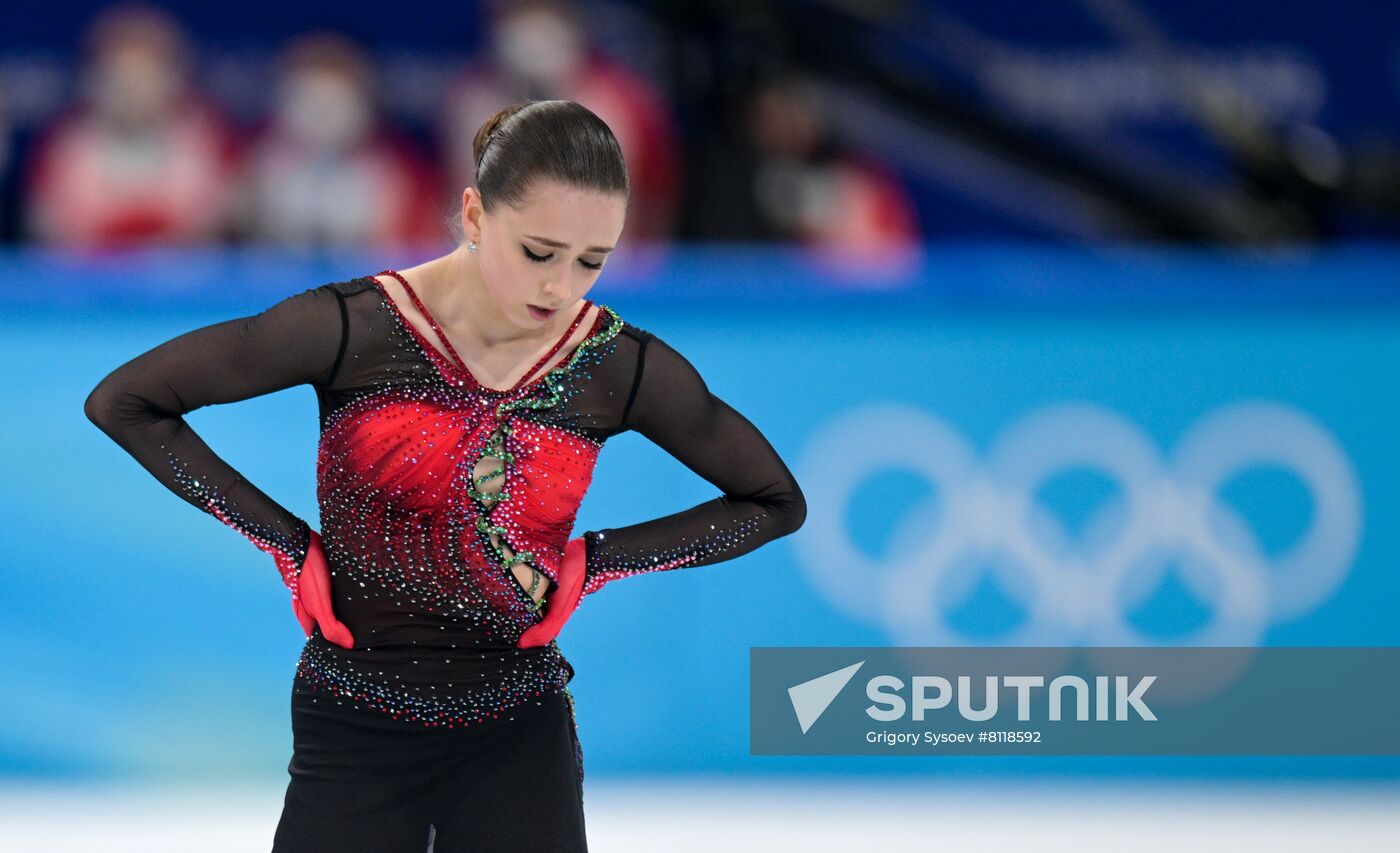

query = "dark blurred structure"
[[653, 0, 1400, 243], [681, 69, 921, 254], [0, 87, 12, 241]]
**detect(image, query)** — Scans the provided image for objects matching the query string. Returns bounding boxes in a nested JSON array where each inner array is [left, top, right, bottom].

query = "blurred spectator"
[[23, 4, 239, 248], [234, 32, 444, 248], [686, 71, 920, 266], [439, 0, 680, 244]]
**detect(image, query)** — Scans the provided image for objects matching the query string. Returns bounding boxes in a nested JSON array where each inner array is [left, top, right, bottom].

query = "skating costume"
[[84, 270, 806, 851]]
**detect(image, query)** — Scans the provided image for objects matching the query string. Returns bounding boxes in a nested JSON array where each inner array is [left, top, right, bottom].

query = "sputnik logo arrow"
[[787, 661, 865, 734]]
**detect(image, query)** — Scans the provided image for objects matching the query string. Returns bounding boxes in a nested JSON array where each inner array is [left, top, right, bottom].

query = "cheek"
[[570, 277, 596, 299], [479, 247, 531, 302]]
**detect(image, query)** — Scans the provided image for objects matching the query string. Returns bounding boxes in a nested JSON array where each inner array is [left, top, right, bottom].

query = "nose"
[[540, 273, 570, 302]]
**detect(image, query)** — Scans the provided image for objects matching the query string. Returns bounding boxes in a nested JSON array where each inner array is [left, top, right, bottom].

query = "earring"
[[467, 240, 478, 253]]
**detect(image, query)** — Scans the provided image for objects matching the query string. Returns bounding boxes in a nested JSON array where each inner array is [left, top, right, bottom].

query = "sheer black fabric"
[[83, 285, 345, 570], [579, 330, 808, 594]]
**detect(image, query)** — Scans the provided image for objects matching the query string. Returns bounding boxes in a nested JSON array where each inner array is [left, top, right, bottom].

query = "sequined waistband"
[[294, 633, 574, 729]]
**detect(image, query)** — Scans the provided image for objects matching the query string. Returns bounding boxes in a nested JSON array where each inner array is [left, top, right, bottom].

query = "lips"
[[528, 304, 559, 320]]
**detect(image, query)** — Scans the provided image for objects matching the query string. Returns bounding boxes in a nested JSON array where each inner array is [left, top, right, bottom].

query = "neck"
[[424, 245, 531, 347]]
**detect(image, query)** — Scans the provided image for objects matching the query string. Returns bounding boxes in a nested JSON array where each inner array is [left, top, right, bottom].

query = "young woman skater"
[[83, 99, 807, 852]]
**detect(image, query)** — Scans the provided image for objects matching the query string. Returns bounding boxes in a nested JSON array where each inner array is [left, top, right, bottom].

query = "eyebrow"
[[524, 234, 615, 254]]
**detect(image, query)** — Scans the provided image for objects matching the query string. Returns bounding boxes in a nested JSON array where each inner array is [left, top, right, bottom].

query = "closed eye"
[[523, 245, 603, 270]]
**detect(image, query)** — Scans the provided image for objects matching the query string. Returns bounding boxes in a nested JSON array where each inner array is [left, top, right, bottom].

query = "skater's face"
[[463, 178, 626, 329]]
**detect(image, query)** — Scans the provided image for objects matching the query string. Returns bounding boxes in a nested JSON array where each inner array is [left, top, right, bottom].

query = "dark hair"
[[469, 99, 628, 214]]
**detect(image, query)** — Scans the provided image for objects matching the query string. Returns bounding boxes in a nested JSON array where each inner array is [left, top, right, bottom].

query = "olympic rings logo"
[[794, 400, 1362, 649]]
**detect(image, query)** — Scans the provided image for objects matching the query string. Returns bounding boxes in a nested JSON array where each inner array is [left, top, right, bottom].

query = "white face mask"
[[279, 73, 371, 151], [494, 11, 582, 86]]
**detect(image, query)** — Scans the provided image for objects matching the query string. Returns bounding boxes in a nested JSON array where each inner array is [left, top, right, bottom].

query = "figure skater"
[[84, 98, 807, 852]]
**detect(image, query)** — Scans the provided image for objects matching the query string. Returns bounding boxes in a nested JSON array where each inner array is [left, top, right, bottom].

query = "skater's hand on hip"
[[292, 530, 355, 649]]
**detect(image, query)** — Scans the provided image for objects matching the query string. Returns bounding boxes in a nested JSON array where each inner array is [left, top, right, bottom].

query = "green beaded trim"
[[496, 305, 625, 418], [473, 304, 624, 613], [478, 427, 516, 463], [475, 504, 543, 611], [475, 515, 538, 568], [468, 421, 515, 500]]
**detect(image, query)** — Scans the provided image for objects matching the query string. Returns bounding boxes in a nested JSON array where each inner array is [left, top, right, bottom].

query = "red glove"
[[290, 530, 355, 649], [518, 537, 587, 649]]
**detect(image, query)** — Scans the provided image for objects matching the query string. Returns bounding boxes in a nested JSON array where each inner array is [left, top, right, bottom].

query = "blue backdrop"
[[6, 244, 1399, 781]]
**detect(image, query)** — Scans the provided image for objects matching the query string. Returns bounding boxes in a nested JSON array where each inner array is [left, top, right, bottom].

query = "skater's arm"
[[84, 284, 346, 578], [579, 332, 806, 595]]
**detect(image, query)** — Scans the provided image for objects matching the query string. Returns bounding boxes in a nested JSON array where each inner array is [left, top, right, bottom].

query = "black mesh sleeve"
[[83, 285, 346, 585], [579, 331, 806, 595]]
